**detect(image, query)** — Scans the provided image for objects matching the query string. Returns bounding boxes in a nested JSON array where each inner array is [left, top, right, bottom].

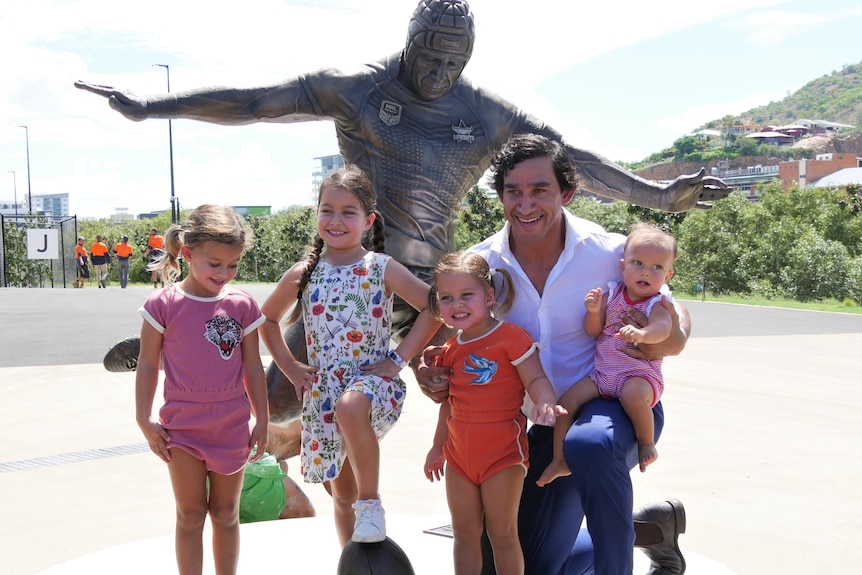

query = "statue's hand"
[[661, 168, 729, 212], [74, 80, 148, 121]]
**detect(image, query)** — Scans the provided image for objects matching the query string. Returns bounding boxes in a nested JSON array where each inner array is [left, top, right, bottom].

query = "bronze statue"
[[81, 0, 725, 423]]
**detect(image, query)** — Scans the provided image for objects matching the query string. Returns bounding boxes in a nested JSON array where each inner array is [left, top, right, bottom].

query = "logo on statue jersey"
[[452, 120, 474, 143], [379, 100, 402, 126]]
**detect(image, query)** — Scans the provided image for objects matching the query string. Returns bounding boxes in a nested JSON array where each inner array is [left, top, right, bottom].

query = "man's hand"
[[74, 81, 149, 121], [661, 168, 729, 212], [619, 296, 688, 360], [414, 346, 451, 404]]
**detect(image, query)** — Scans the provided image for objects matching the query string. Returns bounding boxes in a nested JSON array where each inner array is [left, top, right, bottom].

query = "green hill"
[[631, 61, 862, 171], [704, 61, 862, 129]]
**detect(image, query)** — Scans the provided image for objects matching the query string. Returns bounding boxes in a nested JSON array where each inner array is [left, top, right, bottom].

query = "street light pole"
[[7, 171, 17, 218], [153, 64, 177, 223], [16, 125, 32, 214]]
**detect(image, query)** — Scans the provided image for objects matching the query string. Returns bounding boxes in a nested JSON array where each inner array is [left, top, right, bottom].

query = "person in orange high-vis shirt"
[[74, 236, 89, 288], [90, 235, 111, 288], [145, 228, 165, 288], [113, 235, 134, 288]]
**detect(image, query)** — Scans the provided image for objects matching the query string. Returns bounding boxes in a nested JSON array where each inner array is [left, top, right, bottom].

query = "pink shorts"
[[159, 396, 251, 475], [592, 370, 663, 408], [444, 416, 528, 485]]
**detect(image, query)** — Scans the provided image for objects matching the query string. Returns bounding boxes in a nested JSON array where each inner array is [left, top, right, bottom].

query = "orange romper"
[[439, 321, 537, 485]]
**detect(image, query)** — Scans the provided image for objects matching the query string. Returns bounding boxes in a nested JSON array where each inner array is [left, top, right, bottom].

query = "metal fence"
[[0, 215, 78, 288]]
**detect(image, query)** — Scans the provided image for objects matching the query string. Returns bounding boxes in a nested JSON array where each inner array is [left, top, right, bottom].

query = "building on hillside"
[[710, 160, 779, 201], [311, 154, 345, 206], [745, 131, 795, 147], [795, 119, 856, 134], [779, 153, 862, 191], [725, 123, 762, 136]]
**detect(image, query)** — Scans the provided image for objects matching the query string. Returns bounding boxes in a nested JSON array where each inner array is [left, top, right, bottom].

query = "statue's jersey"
[[289, 54, 550, 268]]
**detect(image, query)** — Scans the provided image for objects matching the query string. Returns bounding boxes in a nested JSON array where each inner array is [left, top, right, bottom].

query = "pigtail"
[[287, 235, 325, 324], [369, 209, 386, 254], [491, 267, 516, 317], [427, 284, 443, 321], [148, 224, 183, 285]]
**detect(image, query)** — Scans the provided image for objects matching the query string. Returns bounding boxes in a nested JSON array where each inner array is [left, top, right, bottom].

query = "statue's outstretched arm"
[[74, 78, 314, 126], [567, 145, 729, 212]]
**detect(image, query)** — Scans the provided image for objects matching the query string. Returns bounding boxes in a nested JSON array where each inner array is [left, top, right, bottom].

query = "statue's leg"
[[266, 319, 307, 422]]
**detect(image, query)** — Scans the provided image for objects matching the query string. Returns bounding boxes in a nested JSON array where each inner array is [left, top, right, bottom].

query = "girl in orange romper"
[[424, 251, 565, 575]]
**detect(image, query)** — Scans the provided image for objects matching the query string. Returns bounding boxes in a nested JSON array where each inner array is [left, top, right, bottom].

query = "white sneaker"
[[351, 499, 386, 543]]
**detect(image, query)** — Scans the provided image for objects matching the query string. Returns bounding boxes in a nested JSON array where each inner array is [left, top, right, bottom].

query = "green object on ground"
[[240, 452, 287, 523]]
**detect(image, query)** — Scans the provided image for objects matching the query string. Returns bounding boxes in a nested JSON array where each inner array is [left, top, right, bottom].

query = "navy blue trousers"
[[518, 398, 665, 575]]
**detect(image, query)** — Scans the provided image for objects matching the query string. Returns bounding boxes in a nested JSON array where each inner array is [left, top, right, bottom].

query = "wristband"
[[387, 349, 407, 369]]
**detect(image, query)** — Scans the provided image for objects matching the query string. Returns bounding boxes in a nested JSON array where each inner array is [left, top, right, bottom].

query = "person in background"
[[145, 227, 166, 288], [90, 234, 111, 289], [74, 236, 89, 288], [113, 235, 134, 288]]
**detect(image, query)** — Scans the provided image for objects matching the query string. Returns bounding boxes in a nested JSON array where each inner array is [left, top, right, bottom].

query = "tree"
[[455, 185, 504, 250]]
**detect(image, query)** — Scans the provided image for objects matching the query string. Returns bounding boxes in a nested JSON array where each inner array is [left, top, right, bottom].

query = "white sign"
[[27, 229, 59, 259]]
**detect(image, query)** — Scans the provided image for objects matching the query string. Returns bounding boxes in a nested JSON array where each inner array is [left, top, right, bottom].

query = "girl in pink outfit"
[[538, 223, 677, 485], [135, 204, 268, 575]]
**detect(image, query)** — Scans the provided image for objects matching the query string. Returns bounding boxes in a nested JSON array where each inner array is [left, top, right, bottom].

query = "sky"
[[1, 0, 861, 219]]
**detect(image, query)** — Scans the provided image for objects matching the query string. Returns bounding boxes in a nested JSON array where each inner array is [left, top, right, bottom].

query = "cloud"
[[726, 7, 852, 47]]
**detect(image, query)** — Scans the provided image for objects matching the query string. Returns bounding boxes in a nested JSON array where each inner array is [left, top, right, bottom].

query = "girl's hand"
[[285, 361, 318, 400], [584, 287, 603, 313], [531, 403, 568, 427], [424, 446, 446, 482], [139, 419, 171, 463], [617, 324, 646, 344], [417, 346, 452, 404], [359, 358, 400, 380], [248, 419, 268, 463]]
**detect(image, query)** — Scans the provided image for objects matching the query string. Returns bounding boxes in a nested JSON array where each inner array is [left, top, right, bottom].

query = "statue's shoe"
[[103, 336, 141, 373]]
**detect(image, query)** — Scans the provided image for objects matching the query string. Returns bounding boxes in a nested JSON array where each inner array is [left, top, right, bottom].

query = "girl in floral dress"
[[260, 165, 440, 546]]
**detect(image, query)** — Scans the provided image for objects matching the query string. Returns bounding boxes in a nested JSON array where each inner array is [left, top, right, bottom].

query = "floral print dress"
[[299, 251, 407, 483]]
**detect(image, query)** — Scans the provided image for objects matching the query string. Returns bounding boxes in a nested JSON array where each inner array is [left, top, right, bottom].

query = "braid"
[[369, 209, 386, 253], [288, 235, 325, 324]]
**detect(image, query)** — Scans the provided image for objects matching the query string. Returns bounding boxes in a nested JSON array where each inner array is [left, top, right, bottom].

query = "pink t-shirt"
[[139, 284, 265, 402]]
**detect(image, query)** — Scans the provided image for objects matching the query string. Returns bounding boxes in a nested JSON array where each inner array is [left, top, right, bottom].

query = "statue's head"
[[400, 0, 475, 101]]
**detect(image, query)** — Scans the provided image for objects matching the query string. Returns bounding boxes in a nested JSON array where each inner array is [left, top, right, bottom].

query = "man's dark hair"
[[487, 133, 578, 195]]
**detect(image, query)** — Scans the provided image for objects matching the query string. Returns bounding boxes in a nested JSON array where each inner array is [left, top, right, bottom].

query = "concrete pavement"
[[1, 284, 861, 574]]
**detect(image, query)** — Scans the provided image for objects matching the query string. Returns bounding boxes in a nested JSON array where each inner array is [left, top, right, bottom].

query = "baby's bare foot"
[[537, 458, 571, 487], [638, 444, 658, 472]]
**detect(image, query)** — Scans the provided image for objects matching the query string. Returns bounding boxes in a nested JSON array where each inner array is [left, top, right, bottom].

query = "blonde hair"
[[148, 204, 254, 285], [428, 251, 515, 320], [624, 223, 678, 261]]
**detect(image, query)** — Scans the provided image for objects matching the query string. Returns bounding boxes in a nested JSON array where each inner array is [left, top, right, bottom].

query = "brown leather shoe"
[[633, 499, 686, 575]]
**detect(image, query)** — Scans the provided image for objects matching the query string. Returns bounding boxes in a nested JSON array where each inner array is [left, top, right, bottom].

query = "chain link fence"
[[0, 215, 78, 288]]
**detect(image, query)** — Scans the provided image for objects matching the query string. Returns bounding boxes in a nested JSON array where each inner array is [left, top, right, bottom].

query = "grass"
[[676, 292, 862, 315]]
